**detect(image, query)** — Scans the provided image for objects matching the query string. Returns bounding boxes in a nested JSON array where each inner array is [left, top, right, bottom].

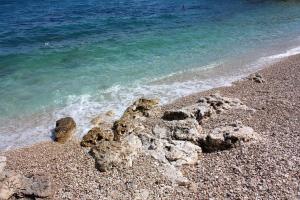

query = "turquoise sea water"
[[1, 0, 300, 150]]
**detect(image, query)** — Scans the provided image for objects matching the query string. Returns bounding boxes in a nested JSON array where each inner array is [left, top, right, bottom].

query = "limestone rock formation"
[[0, 161, 53, 200], [54, 117, 76, 143], [199, 121, 259, 153], [113, 98, 159, 141], [153, 119, 202, 143], [89, 134, 142, 172], [81, 127, 114, 147]]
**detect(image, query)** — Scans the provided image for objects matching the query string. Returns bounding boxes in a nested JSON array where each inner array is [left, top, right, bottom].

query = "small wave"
[[1, 45, 300, 151]]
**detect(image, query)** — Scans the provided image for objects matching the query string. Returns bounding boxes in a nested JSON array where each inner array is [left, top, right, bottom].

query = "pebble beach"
[[1, 54, 299, 199]]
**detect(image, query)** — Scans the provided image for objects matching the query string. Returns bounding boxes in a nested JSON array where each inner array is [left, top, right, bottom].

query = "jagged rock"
[[153, 118, 202, 143], [0, 156, 6, 174], [142, 136, 201, 167], [249, 73, 265, 83], [0, 171, 53, 200], [54, 117, 76, 143], [81, 127, 114, 147], [90, 134, 142, 172], [196, 93, 249, 122], [199, 121, 259, 153], [18, 174, 53, 199], [162, 94, 248, 126], [113, 98, 159, 141]]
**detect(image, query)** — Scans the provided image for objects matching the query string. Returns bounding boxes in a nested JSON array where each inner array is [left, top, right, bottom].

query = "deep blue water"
[[1, 0, 300, 149]]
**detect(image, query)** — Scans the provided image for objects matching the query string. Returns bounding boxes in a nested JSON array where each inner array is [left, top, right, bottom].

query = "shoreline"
[[1, 45, 300, 151], [1, 53, 300, 199]]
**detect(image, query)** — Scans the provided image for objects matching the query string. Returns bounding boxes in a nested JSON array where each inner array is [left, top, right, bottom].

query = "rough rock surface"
[[54, 117, 76, 143], [199, 121, 260, 153], [113, 98, 159, 141], [81, 127, 114, 147], [0, 168, 53, 199], [90, 134, 142, 172]]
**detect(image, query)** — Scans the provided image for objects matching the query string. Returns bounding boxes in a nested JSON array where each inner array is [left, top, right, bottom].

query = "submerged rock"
[[81, 127, 114, 147], [54, 117, 76, 143], [199, 121, 259, 153]]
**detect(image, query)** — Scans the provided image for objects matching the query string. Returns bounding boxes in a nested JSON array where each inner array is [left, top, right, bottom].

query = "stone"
[[167, 119, 202, 143], [162, 164, 189, 185], [0, 171, 22, 200], [113, 98, 159, 141], [0, 171, 53, 200], [199, 121, 259, 153], [19, 174, 53, 198], [164, 140, 202, 166], [81, 127, 114, 147], [195, 93, 249, 122], [143, 136, 201, 167], [155, 118, 202, 143], [0, 156, 6, 174], [249, 73, 265, 83], [90, 134, 142, 172], [54, 117, 76, 143]]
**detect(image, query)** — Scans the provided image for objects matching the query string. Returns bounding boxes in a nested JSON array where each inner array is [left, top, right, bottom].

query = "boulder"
[[81, 127, 114, 147], [199, 121, 259, 153], [54, 117, 76, 143], [144, 137, 201, 167], [89, 134, 142, 172], [0, 171, 22, 200], [113, 98, 159, 141], [0, 171, 53, 200], [18, 174, 53, 198], [153, 118, 202, 143]]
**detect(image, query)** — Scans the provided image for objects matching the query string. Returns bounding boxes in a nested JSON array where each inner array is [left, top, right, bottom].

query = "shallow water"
[[1, 0, 300, 150]]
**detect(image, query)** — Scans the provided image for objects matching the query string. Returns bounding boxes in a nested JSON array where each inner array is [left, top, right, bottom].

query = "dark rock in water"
[[81, 127, 114, 147], [54, 117, 76, 143], [113, 98, 159, 141]]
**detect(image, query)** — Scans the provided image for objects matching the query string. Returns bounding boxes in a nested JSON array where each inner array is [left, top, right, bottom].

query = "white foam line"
[[1, 45, 300, 151]]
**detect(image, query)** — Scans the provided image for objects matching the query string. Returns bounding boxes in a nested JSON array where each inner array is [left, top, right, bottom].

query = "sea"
[[1, 0, 300, 150]]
